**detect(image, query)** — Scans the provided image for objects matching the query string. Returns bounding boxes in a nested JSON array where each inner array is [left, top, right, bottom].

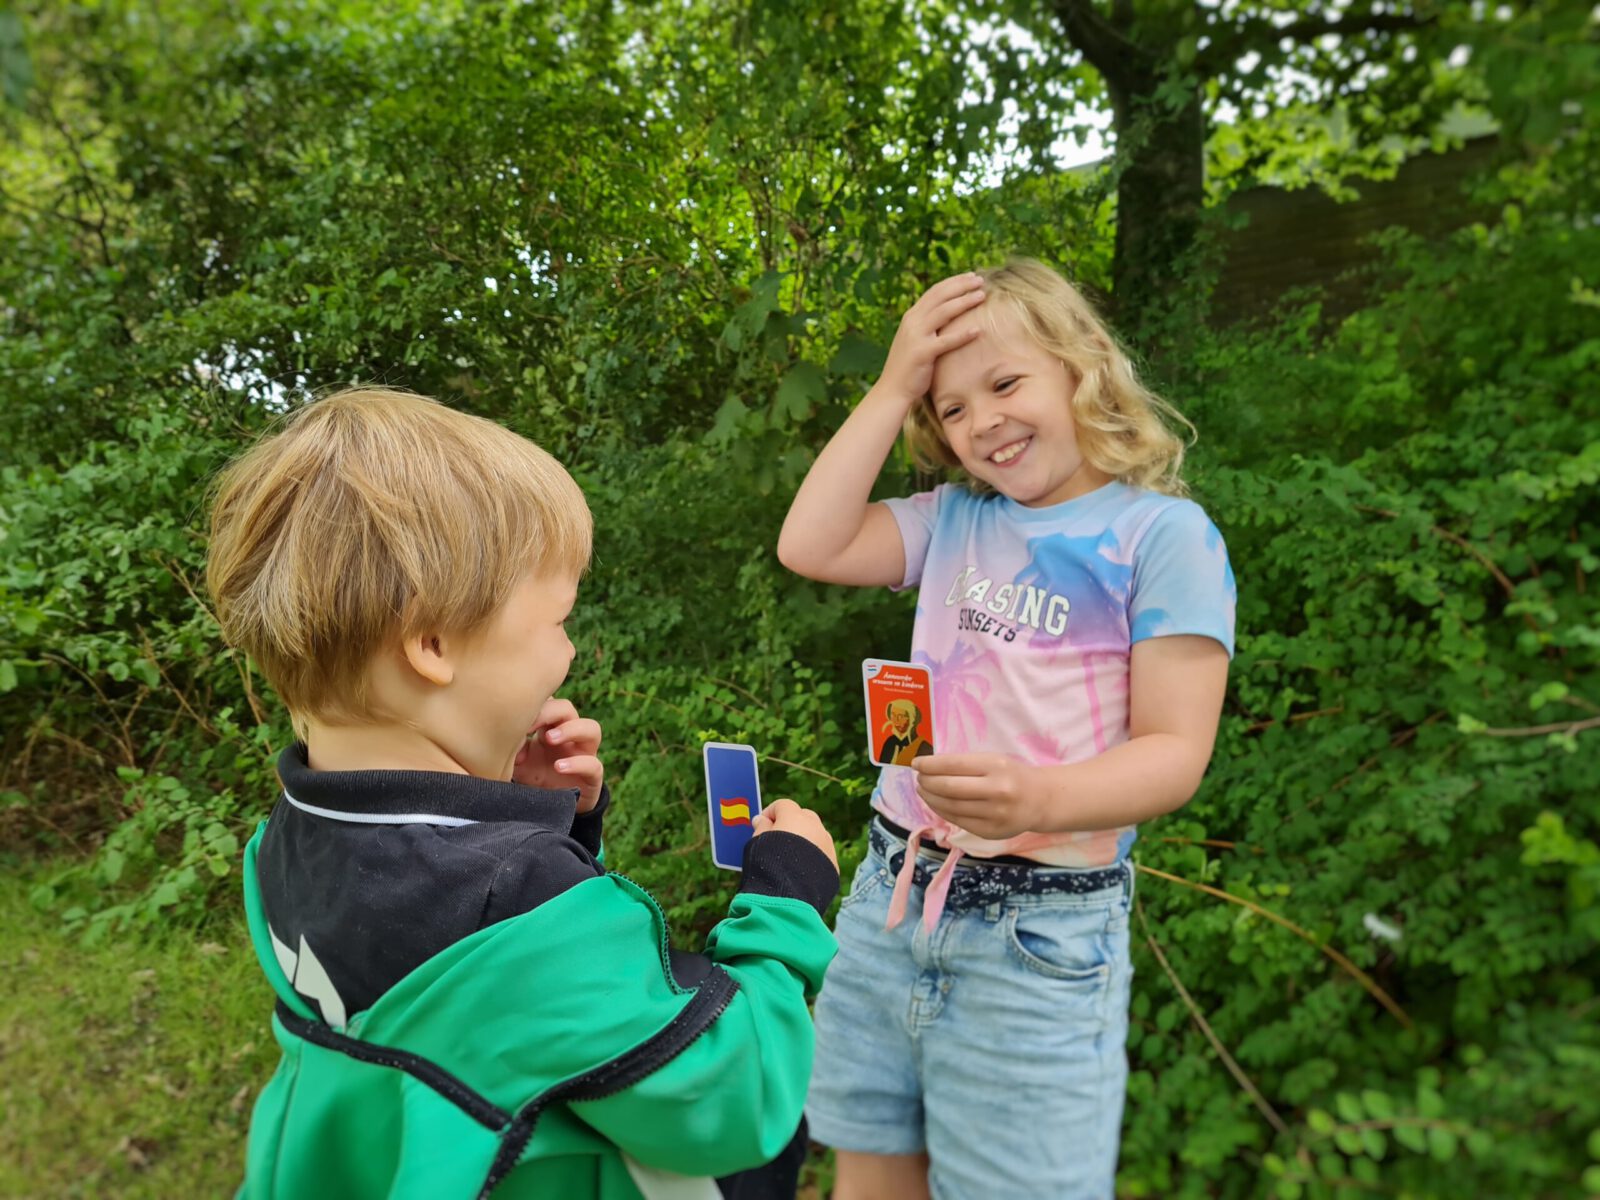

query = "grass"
[[0, 858, 276, 1198], [1, 855, 839, 1198]]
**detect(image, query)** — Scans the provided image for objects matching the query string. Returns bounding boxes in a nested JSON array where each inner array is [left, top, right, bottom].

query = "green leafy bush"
[[2, 3, 1594, 1194]]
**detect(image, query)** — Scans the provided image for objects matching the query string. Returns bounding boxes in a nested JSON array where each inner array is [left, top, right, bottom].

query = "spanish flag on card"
[[703, 742, 763, 871]]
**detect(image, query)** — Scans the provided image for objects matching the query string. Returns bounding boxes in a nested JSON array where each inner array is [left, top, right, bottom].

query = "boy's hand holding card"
[[704, 742, 762, 870], [702, 743, 839, 872], [862, 659, 936, 768]]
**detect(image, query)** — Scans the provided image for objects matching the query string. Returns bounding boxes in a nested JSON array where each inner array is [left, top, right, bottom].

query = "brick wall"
[[1210, 135, 1502, 321]]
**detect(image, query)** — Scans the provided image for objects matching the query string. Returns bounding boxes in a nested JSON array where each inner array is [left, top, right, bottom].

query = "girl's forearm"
[[1029, 734, 1213, 833], [776, 386, 907, 572]]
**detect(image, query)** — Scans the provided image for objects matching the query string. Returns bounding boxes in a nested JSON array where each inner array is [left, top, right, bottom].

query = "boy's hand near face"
[[751, 798, 839, 871], [514, 697, 605, 812]]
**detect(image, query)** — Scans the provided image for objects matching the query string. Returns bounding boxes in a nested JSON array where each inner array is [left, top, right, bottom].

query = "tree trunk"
[[1040, 1, 1208, 330], [1110, 99, 1206, 327], [1104, 71, 1206, 330]]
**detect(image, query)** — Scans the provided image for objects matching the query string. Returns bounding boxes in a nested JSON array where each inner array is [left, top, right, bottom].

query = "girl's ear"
[[402, 633, 455, 687]]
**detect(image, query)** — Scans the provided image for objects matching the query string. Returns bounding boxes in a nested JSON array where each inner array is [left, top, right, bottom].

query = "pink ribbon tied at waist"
[[884, 824, 966, 934]]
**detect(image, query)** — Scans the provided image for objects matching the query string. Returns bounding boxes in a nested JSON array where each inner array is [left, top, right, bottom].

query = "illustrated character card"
[[704, 742, 763, 870], [862, 659, 936, 768]]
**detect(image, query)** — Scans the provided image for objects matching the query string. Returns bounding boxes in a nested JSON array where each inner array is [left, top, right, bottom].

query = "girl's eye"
[[995, 377, 1017, 392], [939, 405, 963, 422]]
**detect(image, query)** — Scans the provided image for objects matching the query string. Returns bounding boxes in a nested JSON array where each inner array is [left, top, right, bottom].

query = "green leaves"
[[1125, 195, 1600, 1195], [0, 9, 30, 111], [774, 362, 826, 424], [1427, 1126, 1459, 1163], [828, 333, 887, 378], [720, 273, 784, 354], [2, 1, 1597, 1193]]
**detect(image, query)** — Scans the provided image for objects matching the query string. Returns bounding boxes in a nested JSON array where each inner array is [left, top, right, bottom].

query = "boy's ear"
[[401, 633, 455, 687]]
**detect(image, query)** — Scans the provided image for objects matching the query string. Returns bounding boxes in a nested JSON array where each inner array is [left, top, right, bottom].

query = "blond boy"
[[209, 388, 839, 1200]]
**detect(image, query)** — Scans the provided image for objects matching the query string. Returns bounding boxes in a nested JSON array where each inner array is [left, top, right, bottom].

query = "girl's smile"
[[988, 436, 1032, 466]]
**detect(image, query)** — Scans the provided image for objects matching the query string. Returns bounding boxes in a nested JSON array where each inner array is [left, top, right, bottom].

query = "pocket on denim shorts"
[[1003, 902, 1124, 983]]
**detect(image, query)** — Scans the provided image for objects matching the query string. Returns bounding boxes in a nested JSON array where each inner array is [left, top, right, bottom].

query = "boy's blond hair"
[[206, 387, 592, 729], [905, 257, 1193, 496]]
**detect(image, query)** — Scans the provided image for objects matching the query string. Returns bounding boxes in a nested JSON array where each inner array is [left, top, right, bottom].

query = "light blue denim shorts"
[[806, 819, 1134, 1200]]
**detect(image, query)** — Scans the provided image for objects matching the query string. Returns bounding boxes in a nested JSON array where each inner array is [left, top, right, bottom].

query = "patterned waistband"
[[869, 818, 1128, 914]]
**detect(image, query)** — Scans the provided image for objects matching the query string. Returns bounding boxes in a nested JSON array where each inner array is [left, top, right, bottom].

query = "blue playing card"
[[704, 742, 763, 870]]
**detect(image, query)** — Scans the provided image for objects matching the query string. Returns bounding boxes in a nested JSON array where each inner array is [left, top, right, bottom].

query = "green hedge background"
[[2, 3, 1596, 1196]]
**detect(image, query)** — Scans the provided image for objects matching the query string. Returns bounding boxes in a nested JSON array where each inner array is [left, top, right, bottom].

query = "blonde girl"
[[778, 259, 1236, 1200]]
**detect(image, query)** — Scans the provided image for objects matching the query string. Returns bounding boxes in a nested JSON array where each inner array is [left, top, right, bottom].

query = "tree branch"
[[1353, 503, 1538, 633], [1137, 862, 1414, 1029], [1196, 9, 1434, 79], [1047, 0, 1152, 88], [1137, 899, 1289, 1136], [41, 92, 116, 270], [1274, 11, 1432, 46], [1474, 714, 1600, 739]]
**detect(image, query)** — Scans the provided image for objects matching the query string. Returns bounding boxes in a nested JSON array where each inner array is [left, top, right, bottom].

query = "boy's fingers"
[[760, 797, 799, 822], [536, 697, 579, 723], [554, 754, 603, 786], [545, 716, 601, 750], [531, 697, 579, 737]]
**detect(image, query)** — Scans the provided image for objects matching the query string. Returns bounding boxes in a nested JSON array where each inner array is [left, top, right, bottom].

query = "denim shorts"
[[806, 819, 1134, 1200]]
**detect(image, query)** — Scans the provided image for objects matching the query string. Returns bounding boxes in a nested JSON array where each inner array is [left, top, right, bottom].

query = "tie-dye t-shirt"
[[874, 480, 1236, 866]]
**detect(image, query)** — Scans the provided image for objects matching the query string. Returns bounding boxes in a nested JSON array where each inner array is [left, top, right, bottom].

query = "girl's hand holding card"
[[912, 752, 1043, 841]]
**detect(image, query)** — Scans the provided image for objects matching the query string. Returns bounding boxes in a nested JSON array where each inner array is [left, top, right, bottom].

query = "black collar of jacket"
[[275, 743, 588, 831]]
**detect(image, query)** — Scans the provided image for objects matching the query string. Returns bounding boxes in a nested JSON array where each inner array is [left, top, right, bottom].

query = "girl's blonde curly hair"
[[903, 257, 1193, 497]]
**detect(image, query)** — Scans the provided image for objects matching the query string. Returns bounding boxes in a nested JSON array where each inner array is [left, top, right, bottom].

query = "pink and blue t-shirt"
[[875, 479, 1236, 869]]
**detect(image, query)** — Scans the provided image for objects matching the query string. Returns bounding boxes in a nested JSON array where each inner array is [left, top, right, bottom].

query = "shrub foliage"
[[2, 3, 1595, 1196]]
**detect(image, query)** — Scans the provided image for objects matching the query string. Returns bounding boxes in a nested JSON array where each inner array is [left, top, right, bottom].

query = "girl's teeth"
[[993, 439, 1028, 464]]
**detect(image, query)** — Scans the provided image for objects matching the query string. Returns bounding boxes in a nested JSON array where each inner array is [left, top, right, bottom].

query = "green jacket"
[[239, 824, 836, 1199]]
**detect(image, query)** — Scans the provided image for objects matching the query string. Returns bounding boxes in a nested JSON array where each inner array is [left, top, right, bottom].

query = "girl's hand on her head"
[[751, 798, 839, 870], [912, 753, 1040, 841], [874, 273, 987, 408], [514, 697, 606, 811]]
